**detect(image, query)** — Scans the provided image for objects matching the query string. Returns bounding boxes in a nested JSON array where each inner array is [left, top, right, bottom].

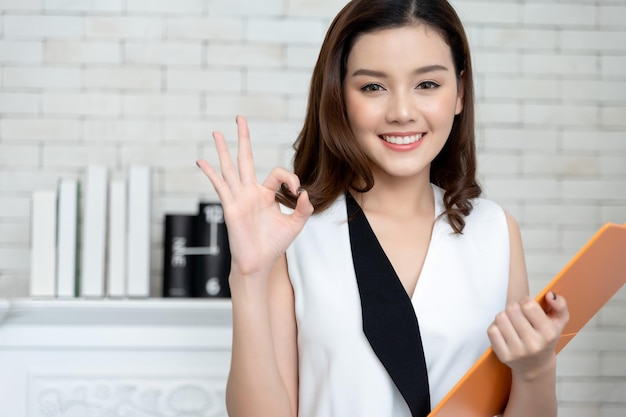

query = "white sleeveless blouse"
[[283, 184, 510, 417]]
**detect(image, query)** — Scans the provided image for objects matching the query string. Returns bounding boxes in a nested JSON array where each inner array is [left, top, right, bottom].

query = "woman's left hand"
[[488, 292, 570, 381]]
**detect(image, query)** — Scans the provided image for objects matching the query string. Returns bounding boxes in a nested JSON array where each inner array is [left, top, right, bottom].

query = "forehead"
[[347, 24, 454, 70]]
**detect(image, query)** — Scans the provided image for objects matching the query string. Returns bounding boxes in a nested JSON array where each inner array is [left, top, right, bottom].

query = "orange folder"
[[429, 222, 626, 417]]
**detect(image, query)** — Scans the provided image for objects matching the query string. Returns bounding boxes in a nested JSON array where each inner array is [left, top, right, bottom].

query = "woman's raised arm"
[[196, 115, 313, 417]]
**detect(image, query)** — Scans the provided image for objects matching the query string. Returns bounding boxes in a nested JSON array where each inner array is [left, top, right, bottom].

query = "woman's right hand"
[[196, 115, 314, 279]]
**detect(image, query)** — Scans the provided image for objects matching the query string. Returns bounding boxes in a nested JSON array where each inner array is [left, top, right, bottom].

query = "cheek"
[[346, 96, 381, 131], [421, 97, 458, 127]]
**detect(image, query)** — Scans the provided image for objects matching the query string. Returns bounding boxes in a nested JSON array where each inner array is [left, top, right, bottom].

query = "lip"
[[379, 132, 425, 150]]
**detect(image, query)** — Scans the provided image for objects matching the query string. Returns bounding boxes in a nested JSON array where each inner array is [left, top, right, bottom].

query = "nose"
[[386, 90, 417, 124]]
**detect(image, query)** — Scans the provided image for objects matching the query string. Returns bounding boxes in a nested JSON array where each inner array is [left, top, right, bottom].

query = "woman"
[[196, 1, 569, 416]]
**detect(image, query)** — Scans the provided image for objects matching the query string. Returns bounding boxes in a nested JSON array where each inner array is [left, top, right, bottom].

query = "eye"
[[361, 83, 386, 92], [417, 81, 440, 90]]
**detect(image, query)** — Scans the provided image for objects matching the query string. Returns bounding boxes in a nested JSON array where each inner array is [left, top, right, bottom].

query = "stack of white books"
[[29, 165, 152, 299]]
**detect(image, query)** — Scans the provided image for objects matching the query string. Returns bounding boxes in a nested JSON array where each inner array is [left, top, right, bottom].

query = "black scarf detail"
[[346, 192, 431, 417]]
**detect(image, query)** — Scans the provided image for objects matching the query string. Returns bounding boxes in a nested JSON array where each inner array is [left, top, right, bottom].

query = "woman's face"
[[343, 24, 463, 183]]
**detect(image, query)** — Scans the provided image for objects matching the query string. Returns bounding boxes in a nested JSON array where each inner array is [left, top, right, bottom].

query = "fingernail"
[[195, 161, 200, 168], [551, 291, 557, 300], [297, 187, 305, 196]]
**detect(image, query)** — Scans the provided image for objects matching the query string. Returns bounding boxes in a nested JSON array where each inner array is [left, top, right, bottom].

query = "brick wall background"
[[0, 0, 624, 414]]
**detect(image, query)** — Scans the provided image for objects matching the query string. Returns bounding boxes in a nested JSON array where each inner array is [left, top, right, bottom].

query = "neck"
[[352, 172, 434, 219]]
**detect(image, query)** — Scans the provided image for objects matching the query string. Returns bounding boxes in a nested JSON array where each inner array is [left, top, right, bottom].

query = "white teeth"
[[381, 134, 423, 145]]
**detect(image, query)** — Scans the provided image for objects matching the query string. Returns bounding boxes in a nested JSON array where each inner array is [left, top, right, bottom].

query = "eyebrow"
[[351, 64, 449, 78]]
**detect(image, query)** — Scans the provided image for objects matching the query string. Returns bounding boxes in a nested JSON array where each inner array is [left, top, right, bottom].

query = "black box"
[[162, 214, 196, 297], [193, 202, 231, 297]]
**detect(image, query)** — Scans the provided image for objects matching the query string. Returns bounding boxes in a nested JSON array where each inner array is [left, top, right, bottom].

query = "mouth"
[[380, 134, 424, 145]]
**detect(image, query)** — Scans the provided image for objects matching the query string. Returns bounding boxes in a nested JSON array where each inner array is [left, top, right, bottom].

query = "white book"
[[126, 165, 151, 298], [80, 166, 108, 298], [30, 190, 57, 298], [56, 178, 79, 298], [107, 179, 127, 298]]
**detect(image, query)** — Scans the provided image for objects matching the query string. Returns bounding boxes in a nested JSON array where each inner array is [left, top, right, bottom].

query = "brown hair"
[[278, 0, 481, 234]]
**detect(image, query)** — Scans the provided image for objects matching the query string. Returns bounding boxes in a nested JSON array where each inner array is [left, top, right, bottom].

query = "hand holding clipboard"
[[429, 223, 626, 417]]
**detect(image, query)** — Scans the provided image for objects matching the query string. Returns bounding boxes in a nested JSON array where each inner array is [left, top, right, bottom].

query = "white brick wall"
[[0, 0, 624, 413], [45, 41, 121, 64]]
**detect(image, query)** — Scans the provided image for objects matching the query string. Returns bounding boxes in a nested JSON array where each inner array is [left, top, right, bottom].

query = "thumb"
[[292, 189, 314, 223], [544, 291, 570, 328]]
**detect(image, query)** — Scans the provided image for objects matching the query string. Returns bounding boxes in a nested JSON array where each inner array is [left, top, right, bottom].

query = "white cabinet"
[[0, 298, 233, 417]]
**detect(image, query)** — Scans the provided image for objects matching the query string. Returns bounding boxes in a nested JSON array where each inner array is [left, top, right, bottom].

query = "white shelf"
[[0, 297, 233, 417], [0, 297, 232, 327]]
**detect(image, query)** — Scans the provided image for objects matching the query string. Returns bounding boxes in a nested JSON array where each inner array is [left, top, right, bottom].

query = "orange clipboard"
[[429, 222, 626, 417]]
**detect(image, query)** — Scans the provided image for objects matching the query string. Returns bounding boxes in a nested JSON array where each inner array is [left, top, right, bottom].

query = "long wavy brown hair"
[[278, 0, 481, 234]]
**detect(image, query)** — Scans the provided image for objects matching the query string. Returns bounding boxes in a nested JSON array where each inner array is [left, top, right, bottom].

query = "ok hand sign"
[[196, 116, 314, 280]]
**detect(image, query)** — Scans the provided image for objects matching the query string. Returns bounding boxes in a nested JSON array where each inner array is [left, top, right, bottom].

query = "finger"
[[235, 116, 257, 185], [493, 310, 524, 351], [518, 297, 555, 336], [282, 189, 314, 233], [212, 130, 241, 191], [487, 323, 510, 360], [196, 159, 234, 205], [505, 300, 537, 337], [544, 292, 570, 327], [292, 189, 314, 220], [262, 167, 301, 194], [513, 297, 562, 354]]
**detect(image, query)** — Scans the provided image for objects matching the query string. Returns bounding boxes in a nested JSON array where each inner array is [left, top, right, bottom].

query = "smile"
[[380, 134, 424, 145]]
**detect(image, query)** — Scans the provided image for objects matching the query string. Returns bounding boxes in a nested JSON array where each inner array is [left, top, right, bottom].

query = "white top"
[[284, 184, 510, 417]]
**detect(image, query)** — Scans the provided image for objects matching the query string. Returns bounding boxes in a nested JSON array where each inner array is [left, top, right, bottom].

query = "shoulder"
[[429, 183, 508, 239], [464, 197, 510, 249], [461, 192, 529, 301], [467, 195, 521, 244], [471, 195, 507, 221], [466, 196, 510, 253], [432, 183, 505, 227]]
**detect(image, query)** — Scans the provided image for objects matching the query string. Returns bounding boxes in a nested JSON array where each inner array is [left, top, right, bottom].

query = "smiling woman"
[[0, 0, 623, 415], [195, 1, 569, 417]]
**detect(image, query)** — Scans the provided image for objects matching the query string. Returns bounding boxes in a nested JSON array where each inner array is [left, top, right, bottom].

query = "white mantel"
[[0, 298, 233, 417]]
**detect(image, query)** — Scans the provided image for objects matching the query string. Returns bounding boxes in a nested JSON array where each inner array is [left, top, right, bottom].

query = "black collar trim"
[[346, 192, 431, 417]]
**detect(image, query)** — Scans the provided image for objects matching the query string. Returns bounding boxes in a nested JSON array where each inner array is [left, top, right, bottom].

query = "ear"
[[455, 70, 465, 115]]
